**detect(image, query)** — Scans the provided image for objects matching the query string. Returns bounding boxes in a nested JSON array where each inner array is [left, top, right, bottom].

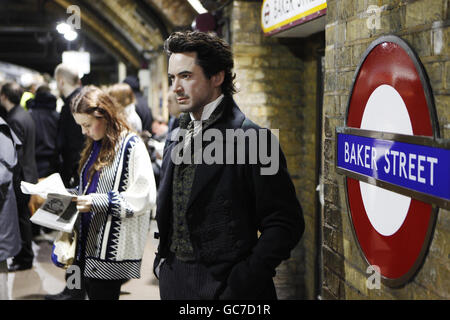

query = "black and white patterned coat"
[[78, 131, 156, 280]]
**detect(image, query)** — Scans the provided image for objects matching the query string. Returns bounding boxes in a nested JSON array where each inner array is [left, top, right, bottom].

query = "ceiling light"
[[56, 22, 71, 34], [64, 30, 78, 41], [187, 0, 207, 14]]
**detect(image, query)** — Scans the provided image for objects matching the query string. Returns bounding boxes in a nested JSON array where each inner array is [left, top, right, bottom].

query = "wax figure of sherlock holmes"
[[154, 31, 305, 300]]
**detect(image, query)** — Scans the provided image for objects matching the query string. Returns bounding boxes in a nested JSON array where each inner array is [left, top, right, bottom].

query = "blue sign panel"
[[337, 133, 450, 202]]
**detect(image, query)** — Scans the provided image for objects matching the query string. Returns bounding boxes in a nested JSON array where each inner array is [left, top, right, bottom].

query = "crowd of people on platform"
[[0, 63, 169, 299], [0, 30, 304, 301]]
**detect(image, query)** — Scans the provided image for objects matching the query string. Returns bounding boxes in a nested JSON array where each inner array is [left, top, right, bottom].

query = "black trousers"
[[159, 254, 225, 300], [76, 254, 122, 300], [13, 193, 34, 265], [85, 278, 122, 300]]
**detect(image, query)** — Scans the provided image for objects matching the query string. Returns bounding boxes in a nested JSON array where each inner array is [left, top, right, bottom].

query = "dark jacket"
[[154, 96, 305, 299], [167, 115, 180, 133], [6, 105, 38, 184], [0, 117, 22, 261], [28, 91, 60, 178], [135, 91, 153, 133], [56, 87, 84, 187]]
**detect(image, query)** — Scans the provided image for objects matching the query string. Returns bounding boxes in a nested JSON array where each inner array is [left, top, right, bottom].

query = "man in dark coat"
[[154, 31, 304, 300], [44, 64, 86, 300], [0, 82, 38, 271], [54, 64, 84, 188], [27, 85, 60, 178], [27, 85, 61, 238], [0, 116, 22, 298], [123, 75, 154, 133]]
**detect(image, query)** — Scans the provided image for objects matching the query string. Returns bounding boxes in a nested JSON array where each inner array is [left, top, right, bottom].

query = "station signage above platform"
[[336, 35, 449, 287], [261, 0, 327, 36]]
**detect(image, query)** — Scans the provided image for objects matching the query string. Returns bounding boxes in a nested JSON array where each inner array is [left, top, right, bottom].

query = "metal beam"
[[52, 0, 141, 68], [0, 26, 53, 33], [135, 0, 169, 40]]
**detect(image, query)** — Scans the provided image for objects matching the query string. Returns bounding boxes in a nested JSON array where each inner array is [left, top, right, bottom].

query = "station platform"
[[6, 220, 160, 300]]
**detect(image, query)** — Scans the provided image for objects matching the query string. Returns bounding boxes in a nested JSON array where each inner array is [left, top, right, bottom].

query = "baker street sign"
[[337, 128, 450, 210], [336, 35, 449, 287]]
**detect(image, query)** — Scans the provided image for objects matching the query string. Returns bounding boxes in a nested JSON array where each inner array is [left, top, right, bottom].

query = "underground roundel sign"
[[336, 35, 450, 287]]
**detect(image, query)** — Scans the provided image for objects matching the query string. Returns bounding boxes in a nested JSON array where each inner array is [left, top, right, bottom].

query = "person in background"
[[148, 116, 168, 189], [123, 75, 153, 133], [107, 83, 142, 133], [45, 64, 85, 300], [167, 91, 180, 133], [27, 84, 61, 239], [20, 91, 34, 111], [54, 64, 84, 188], [0, 115, 22, 299], [151, 116, 168, 141], [28, 85, 60, 179], [20, 74, 43, 110], [71, 85, 156, 300], [0, 82, 38, 272]]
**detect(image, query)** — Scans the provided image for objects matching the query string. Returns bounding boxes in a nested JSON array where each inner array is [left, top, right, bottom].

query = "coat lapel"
[[156, 134, 177, 218], [186, 97, 246, 211]]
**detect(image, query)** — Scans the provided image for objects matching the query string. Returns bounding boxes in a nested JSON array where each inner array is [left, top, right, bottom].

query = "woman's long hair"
[[71, 85, 131, 183]]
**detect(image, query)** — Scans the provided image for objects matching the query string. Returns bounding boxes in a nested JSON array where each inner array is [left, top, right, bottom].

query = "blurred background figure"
[[108, 83, 142, 133], [27, 84, 61, 240], [123, 75, 153, 134], [0, 115, 22, 299], [0, 81, 38, 272], [19, 73, 44, 110], [167, 91, 180, 132], [45, 64, 85, 300], [28, 85, 60, 179], [151, 115, 168, 141], [54, 64, 84, 189]]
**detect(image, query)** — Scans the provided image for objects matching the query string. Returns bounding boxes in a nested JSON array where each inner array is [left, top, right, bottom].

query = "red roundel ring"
[[345, 35, 438, 286]]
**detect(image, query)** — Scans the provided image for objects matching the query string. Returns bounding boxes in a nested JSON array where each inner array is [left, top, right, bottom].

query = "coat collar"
[[158, 95, 246, 213]]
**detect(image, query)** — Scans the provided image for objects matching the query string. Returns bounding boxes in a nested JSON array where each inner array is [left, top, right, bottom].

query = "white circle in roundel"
[[359, 84, 413, 236]]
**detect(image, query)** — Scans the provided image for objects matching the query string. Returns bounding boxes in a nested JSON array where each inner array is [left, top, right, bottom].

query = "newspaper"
[[21, 173, 79, 233]]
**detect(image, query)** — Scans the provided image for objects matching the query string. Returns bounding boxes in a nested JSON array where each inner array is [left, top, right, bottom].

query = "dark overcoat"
[[56, 87, 84, 187], [28, 91, 60, 178], [154, 96, 305, 299], [6, 105, 38, 184]]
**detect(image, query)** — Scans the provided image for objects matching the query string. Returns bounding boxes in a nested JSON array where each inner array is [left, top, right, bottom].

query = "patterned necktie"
[[181, 120, 204, 160]]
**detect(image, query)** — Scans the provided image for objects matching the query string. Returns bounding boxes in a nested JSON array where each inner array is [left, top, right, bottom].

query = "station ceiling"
[[0, 0, 202, 77]]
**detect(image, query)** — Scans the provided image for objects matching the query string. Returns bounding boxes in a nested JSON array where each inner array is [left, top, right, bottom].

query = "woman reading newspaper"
[[70, 86, 156, 300]]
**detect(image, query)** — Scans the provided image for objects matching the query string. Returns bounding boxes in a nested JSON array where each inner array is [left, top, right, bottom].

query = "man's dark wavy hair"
[[164, 31, 237, 96]]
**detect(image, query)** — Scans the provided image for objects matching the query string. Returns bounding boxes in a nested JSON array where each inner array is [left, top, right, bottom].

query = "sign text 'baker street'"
[[337, 131, 450, 208]]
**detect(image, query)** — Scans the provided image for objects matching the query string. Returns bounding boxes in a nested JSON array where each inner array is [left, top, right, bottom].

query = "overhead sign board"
[[261, 0, 327, 36], [336, 35, 449, 287]]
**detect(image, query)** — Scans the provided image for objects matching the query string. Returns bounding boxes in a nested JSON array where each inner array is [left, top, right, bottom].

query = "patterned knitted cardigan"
[[76, 131, 156, 280]]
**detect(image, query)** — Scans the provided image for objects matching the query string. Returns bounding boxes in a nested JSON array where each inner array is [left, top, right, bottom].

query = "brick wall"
[[228, 0, 324, 299], [322, 0, 449, 299]]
